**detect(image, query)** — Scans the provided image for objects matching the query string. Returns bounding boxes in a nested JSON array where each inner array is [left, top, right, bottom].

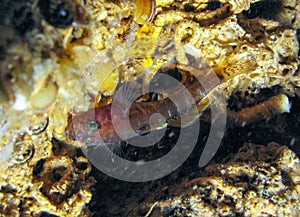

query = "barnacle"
[[11, 139, 34, 164], [27, 115, 49, 135]]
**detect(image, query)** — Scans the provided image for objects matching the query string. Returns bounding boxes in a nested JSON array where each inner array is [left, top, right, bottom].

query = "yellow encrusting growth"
[[132, 0, 156, 25], [0, 0, 299, 215]]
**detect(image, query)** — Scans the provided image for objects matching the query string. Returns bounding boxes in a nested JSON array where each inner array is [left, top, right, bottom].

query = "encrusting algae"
[[0, 0, 299, 216], [141, 142, 300, 217]]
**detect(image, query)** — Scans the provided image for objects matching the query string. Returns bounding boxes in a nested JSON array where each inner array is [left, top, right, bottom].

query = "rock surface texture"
[[0, 0, 299, 216]]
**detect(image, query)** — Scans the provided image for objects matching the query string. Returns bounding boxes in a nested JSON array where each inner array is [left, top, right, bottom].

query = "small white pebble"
[[13, 93, 29, 110]]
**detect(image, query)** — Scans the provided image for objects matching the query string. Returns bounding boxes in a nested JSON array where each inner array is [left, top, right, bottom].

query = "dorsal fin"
[[112, 79, 144, 113]]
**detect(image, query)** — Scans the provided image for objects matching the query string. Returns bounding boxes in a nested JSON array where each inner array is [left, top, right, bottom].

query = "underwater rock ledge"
[[0, 0, 299, 216]]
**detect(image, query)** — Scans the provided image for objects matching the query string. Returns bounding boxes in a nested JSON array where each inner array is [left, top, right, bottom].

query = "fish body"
[[66, 73, 205, 146], [66, 53, 257, 146]]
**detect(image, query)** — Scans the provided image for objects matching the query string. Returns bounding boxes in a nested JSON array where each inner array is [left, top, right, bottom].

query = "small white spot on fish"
[[192, 185, 198, 190], [168, 109, 172, 117], [168, 131, 175, 138], [289, 138, 295, 146], [198, 89, 206, 98]]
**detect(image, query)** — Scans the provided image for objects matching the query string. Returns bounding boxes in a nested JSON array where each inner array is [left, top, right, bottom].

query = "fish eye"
[[87, 120, 101, 131]]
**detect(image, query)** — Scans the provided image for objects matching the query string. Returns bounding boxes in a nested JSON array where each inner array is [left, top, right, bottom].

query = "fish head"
[[65, 105, 121, 145]]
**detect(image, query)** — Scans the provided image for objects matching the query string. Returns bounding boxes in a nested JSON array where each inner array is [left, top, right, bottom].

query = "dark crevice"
[[38, 0, 74, 28], [296, 29, 300, 59], [242, 0, 283, 20], [207, 0, 223, 10]]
